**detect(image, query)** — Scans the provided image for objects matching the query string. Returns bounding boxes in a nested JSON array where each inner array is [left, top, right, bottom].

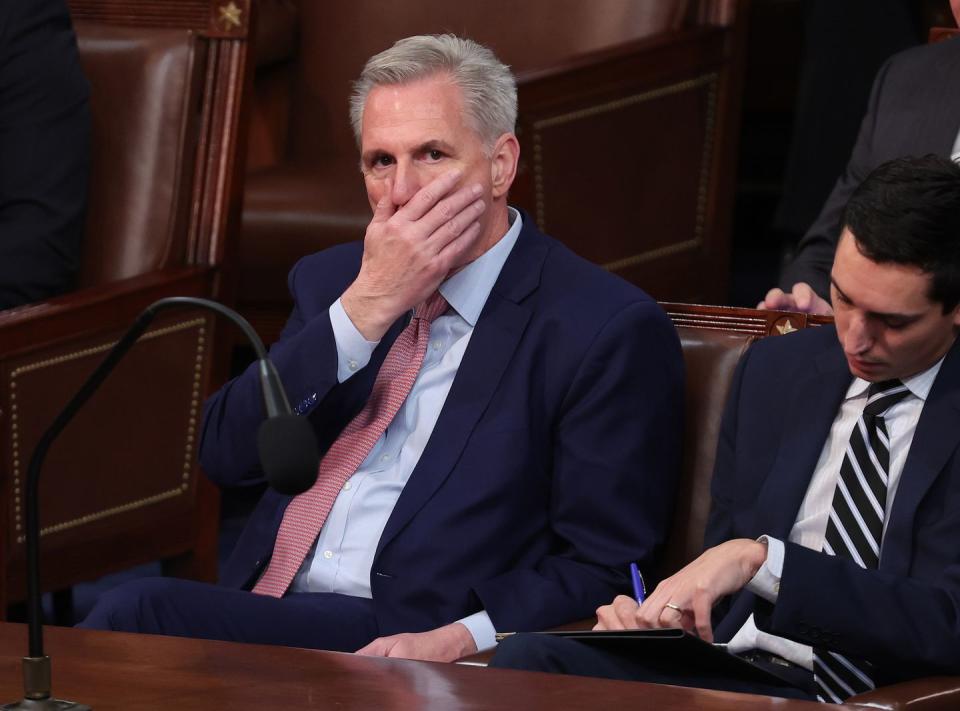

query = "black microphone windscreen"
[[257, 415, 320, 496]]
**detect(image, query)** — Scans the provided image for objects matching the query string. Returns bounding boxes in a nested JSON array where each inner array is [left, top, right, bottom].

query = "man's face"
[[359, 74, 514, 257], [831, 229, 960, 381]]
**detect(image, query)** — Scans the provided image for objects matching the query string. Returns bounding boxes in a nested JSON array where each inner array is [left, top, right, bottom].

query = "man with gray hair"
[[80, 34, 683, 663]]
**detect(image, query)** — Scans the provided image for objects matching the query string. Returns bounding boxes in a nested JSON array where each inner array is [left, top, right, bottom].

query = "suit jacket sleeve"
[[778, 56, 893, 300], [472, 301, 685, 630], [199, 258, 342, 486], [757, 542, 960, 676], [0, 0, 89, 309]]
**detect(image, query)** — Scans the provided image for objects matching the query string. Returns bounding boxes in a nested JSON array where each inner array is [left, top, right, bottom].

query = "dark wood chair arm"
[[846, 677, 960, 710], [0, 267, 214, 354], [515, 25, 725, 88]]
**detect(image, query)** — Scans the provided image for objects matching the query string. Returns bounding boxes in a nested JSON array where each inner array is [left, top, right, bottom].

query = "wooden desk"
[[0, 623, 831, 709]]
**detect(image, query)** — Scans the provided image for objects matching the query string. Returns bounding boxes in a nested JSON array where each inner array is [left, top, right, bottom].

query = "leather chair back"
[[659, 303, 831, 573], [291, 0, 690, 160], [663, 327, 754, 573], [76, 24, 199, 286]]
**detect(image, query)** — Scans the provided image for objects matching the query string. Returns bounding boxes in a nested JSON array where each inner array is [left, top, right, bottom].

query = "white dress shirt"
[[727, 359, 944, 669], [288, 209, 523, 652]]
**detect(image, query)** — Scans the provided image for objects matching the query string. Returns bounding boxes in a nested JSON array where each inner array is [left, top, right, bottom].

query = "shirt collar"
[[438, 207, 522, 327], [845, 356, 945, 403]]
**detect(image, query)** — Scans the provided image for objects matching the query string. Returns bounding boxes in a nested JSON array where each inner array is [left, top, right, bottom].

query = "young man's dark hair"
[[843, 155, 960, 311]]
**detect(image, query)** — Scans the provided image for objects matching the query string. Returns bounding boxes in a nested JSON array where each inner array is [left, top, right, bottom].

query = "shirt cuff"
[[329, 298, 379, 383], [744, 535, 783, 604], [456, 610, 498, 653]]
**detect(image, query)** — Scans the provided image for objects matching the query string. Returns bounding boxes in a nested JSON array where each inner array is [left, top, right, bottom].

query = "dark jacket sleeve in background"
[[0, 0, 90, 310], [779, 39, 960, 299]]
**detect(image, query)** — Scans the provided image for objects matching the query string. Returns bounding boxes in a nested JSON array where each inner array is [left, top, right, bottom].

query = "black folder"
[[500, 628, 799, 688]]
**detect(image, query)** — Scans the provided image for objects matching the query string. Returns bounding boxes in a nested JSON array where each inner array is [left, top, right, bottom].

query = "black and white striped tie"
[[813, 379, 910, 703]]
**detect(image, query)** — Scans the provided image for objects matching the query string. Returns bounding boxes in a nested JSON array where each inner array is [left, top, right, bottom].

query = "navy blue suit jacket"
[[709, 326, 960, 683], [200, 215, 684, 637]]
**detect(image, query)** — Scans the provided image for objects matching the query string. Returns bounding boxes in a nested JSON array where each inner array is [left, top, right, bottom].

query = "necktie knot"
[[415, 291, 449, 323], [864, 379, 909, 417]]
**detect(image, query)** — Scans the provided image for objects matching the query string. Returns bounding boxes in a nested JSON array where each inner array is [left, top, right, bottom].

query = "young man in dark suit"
[[492, 155, 960, 703]]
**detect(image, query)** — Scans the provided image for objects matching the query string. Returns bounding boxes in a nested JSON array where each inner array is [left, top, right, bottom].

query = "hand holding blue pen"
[[629, 562, 646, 605]]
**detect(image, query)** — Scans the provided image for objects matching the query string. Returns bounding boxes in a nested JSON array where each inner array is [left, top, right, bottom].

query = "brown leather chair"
[[0, 0, 253, 617], [240, 0, 748, 344]]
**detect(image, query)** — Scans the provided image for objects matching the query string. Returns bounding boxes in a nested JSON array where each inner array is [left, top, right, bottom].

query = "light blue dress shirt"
[[289, 209, 523, 651]]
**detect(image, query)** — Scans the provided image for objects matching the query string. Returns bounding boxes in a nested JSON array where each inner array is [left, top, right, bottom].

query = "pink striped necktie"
[[252, 292, 449, 597]]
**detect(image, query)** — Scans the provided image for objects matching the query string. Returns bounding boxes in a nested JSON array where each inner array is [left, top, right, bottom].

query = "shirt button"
[[773, 582, 780, 594], [432, 340, 442, 351], [323, 550, 333, 560], [348, 360, 359, 371], [343, 481, 352, 491], [380, 454, 391, 462]]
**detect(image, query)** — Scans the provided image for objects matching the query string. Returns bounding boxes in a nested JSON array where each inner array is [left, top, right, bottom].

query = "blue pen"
[[629, 562, 646, 605]]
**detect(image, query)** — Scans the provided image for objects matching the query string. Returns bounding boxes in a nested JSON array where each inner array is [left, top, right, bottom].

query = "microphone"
[[258, 413, 322, 496], [150, 298, 320, 495], [254, 356, 321, 496], [3, 297, 318, 710]]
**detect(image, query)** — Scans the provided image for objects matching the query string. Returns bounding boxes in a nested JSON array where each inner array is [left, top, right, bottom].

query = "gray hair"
[[350, 34, 517, 153]]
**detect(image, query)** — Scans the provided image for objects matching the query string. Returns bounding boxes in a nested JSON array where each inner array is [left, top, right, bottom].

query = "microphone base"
[[2, 657, 91, 710]]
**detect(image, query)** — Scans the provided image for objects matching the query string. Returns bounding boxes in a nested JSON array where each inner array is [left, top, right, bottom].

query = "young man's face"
[[831, 229, 960, 382]]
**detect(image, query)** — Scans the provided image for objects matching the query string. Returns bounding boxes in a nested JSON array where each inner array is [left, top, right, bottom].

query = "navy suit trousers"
[[77, 578, 379, 652]]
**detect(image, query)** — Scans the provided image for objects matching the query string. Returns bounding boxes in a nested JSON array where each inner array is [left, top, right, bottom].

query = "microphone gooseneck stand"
[[2, 297, 302, 710]]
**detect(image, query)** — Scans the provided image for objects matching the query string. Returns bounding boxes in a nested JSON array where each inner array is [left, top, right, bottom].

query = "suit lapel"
[[752, 335, 852, 538], [375, 219, 547, 556], [720, 336, 851, 639], [882, 338, 960, 575]]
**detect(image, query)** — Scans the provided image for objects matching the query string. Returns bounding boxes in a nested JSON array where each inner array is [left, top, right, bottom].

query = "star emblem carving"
[[775, 320, 797, 335], [218, 2, 243, 29]]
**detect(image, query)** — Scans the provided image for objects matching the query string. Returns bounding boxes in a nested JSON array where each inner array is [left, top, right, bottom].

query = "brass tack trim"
[[17, 488, 185, 544], [8, 317, 208, 543], [10, 319, 204, 377], [532, 75, 716, 131], [602, 238, 702, 272]]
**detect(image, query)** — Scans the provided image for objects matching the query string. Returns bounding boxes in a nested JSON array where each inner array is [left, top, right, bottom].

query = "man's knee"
[[77, 577, 186, 633]]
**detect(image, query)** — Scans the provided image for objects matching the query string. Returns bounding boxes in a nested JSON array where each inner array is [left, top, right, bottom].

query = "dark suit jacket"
[[200, 214, 685, 637], [779, 38, 960, 298], [708, 326, 960, 683], [0, 0, 90, 310]]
